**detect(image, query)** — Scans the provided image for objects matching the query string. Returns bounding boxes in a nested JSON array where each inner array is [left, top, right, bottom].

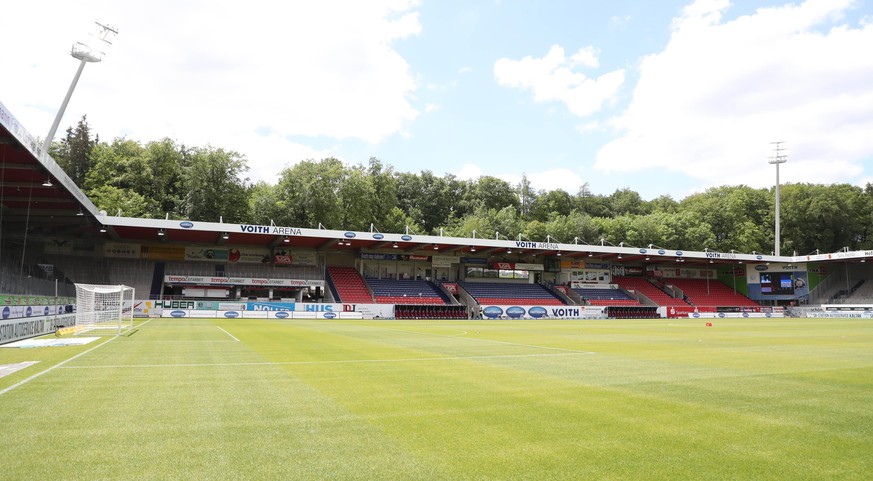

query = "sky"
[[1, 0, 872, 200]]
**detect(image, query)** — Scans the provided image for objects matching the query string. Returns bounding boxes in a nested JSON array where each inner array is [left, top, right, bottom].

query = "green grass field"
[[1, 317, 871, 480]]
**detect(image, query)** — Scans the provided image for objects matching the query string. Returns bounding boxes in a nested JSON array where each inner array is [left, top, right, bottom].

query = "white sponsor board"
[[806, 311, 873, 318], [479, 305, 606, 320], [686, 312, 786, 319]]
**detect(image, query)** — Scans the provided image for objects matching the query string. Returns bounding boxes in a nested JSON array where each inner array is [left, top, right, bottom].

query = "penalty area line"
[[216, 326, 240, 342], [59, 351, 595, 369]]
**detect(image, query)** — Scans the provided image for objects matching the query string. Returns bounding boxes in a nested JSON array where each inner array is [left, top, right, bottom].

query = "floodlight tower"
[[769, 141, 788, 256], [42, 21, 118, 156]]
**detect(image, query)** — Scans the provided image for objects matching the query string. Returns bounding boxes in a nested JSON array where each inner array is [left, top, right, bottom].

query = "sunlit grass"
[[1, 318, 871, 480]]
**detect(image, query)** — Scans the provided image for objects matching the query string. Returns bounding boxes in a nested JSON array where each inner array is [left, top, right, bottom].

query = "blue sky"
[[2, 0, 872, 200]]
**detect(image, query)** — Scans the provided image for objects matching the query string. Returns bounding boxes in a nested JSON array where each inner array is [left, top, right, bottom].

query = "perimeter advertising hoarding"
[[145, 301, 393, 319], [478, 305, 606, 320]]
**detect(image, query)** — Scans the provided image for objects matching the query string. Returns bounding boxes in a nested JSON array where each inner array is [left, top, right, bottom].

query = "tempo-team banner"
[[479, 305, 606, 320], [163, 276, 324, 287]]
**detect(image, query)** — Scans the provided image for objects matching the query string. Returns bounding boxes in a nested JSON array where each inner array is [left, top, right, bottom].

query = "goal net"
[[73, 284, 135, 335]]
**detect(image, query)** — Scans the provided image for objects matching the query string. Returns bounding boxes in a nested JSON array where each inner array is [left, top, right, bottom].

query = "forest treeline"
[[52, 116, 873, 255]]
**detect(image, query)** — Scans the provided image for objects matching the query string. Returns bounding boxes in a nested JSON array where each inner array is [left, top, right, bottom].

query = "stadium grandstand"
[[2, 98, 873, 344]]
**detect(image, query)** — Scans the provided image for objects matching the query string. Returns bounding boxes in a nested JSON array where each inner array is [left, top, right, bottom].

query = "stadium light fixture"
[[556, 251, 562, 257], [43, 22, 118, 155], [507, 248, 512, 254], [392, 242, 398, 248], [99, 225, 107, 233], [433, 244, 439, 250], [470, 246, 476, 252], [769, 141, 788, 256], [157, 229, 165, 237], [42, 178, 53, 187], [282, 236, 290, 243], [76, 208, 84, 216], [588, 252, 593, 257], [221, 232, 229, 240]]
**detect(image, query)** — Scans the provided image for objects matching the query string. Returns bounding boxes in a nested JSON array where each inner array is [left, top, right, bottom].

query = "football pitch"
[[1, 317, 871, 480]]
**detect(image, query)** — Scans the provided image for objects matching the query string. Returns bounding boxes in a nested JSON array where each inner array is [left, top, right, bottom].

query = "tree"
[[180, 146, 251, 223], [53, 115, 98, 187]]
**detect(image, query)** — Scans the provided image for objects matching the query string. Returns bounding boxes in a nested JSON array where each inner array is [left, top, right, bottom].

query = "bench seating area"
[[613, 276, 687, 306], [461, 282, 565, 306], [327, 267, 373, 303], [573, 287, 641, 306], [366, 279, 447, 305], [669, 278, 759, 307]]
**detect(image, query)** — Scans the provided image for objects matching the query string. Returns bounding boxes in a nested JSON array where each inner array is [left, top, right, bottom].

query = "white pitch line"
[[216, 326, 240, 342], [59, 351, 594, 369], [0, 337, 116, 396]]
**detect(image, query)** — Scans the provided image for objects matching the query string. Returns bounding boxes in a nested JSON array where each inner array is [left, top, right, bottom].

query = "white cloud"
[[494, 45, 625, 117], [595, 0, 873, 189], [424, 103, 440, 113], [0, 0, 422, 182], [455, 163, 485, 180]]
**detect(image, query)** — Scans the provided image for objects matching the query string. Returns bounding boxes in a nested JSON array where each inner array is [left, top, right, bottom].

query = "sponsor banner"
[[515, 263, 544, 271], [141, 244, 186, 260], [104, 242, 141, 259], [2, 296, 73, 306], [190, 309, 218, 318], [479, 305, 606, 320], [242, 311, 270, 319], [665, 306, 717, 318], [462, 257, 488, 264], [560, 260, 587, 269], [432, 255, 456, 268], [218, 302, 247, 311], [291, 250, 317, 266], [685, 312, 785, 319], [339, 312, 364, 319], [362, 253, 398, 260], [291, 311, 318, 319], [44, 240, 74, 254], [807, 311, 873, 318], [0, 315, 74, 344], [133, 300, 161, 318], [185, 246, 270, 264], [553, 285, 568, 294], [1, 305, 68, 320], [163, 275, 323, 288], [274, 255, 292, 265], [442, 283, 459, 294], [573, 283, 619, 290]]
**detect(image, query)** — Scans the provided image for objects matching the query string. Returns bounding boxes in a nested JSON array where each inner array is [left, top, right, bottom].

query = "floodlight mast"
[[768, 141, 788, 256], [42, 21, 118, 156]]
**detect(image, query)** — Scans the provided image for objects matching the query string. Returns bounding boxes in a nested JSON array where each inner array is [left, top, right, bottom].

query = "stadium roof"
[[1, 99, 870, 267]]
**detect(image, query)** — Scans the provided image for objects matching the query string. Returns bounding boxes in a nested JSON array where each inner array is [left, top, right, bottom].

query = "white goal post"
[[73, 284, 135, 335]]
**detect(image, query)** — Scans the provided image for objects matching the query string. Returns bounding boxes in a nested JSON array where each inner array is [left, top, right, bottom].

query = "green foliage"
[[54, 117, 873, 253]]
